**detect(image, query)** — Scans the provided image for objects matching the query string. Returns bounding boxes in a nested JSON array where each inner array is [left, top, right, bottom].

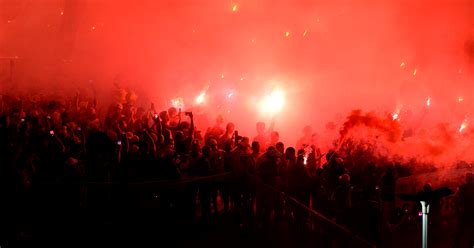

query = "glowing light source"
[[392, 112, 399, 121], [232, 4, 238, 12], [458, 97, 463, 102], [60, 10, 64, 15], [92, 26, 96, 30], [227, 93, 233, 98], [171, 97, 184, 109], [303, 146, 312, 165], [303, 30, 308, 37], [400, 62, 405, 67], [459, 119, 468, 133], [221, 74, 224, 79], [426, 98, 430, 107], [196, 92, 206, 104], [392, 107, 401, 120], [259, 88, 285, 114], [285, 31, 290, 37], [413, 68, 417, 76]]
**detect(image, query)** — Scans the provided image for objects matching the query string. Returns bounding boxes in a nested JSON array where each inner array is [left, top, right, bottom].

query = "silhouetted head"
[[340, 174, 350, 185], [168, 107, 178, 117], [285, 147, 296, 160], [159, 111, 169, 122], [208, 138, 218, 149], [226, 122, 235, 133], [423, 183, 432, 192], [276, 141, 284, 154], [174, 131, 185, 142]]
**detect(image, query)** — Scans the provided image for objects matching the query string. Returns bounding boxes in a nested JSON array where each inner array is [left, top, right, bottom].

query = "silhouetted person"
[[204, 115, 224, 144], [334, 173, 352, 224], [253, 120, 274, 152], [192, 145, 212, 221], [218, 122, 234, 150]]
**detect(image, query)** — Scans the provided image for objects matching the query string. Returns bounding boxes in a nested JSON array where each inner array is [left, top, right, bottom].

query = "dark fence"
[[33, 173, 376, 247]]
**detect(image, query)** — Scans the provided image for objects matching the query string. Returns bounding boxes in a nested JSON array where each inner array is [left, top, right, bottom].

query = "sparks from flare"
[[303, 146, 312, 165], [171, 97, 184, 109], [426, 98, 430, 107]]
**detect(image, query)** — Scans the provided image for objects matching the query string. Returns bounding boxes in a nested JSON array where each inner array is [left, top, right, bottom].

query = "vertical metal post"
[[420, 201, 430, 248]]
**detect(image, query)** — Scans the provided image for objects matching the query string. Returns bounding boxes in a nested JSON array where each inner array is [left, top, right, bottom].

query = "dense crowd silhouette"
[[0, 89, 473, 247]]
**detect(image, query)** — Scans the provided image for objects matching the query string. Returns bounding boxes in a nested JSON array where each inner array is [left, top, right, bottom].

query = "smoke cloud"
[[1, 0, 473, 166]]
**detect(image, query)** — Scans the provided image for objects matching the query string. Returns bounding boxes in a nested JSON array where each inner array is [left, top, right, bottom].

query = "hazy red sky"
[[1, 0, 473, 147]]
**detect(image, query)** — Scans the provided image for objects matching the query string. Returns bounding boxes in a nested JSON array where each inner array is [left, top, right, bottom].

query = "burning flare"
[[171, 97, 184, 109], [459, 118, 468, 133], [195, 92, 206, 104], [259, 88, 285, 115]]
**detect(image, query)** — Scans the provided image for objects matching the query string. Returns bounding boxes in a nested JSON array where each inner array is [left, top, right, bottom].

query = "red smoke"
[[1, 0, 473, 149], [339, 110, 402, 143]]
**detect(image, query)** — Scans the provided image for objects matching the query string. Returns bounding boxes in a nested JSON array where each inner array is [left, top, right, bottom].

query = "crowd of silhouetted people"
[[0, 90, 473, 247]]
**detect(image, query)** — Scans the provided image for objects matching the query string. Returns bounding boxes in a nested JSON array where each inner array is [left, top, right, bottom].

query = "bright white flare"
[[392, 113, 399, 121], [195, 92, 206, 104], [459, 122, 467, 133], [459, 118, 468, 133], [260, 88, 285, 114], [426, 98, 431, 107]]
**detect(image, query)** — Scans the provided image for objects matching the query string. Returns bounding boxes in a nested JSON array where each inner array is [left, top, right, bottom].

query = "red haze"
[[1, 0, 473, 165]]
